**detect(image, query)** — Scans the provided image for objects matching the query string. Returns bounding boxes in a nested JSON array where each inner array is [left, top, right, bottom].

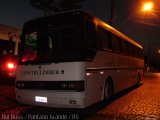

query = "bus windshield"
[[22, 23, 86, 64]]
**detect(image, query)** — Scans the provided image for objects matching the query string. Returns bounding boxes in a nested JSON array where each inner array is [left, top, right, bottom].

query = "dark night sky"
[[0, 0, 160, 53], [0, 0, 42, 28]]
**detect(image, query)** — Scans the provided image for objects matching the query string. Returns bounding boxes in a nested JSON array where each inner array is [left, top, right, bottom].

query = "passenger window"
[[97, 26, 112, 50], [86, 22, 97, 50], [85, 21, 97, 60], [123, 41, 130, 55], [111, 33, 122, 53]]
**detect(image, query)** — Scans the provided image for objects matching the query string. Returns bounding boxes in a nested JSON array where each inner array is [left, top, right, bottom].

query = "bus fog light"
[[69, 100, 76, 104]]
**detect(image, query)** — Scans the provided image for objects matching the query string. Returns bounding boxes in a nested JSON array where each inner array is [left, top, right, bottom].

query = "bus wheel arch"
[[103, 77, 114, 101]]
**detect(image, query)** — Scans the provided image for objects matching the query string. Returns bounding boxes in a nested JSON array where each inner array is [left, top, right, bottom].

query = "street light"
[[142, 2, 154, 12]]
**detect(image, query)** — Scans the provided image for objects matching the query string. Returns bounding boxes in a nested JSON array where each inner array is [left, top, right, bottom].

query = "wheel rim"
[[104, 82, 113, 100]]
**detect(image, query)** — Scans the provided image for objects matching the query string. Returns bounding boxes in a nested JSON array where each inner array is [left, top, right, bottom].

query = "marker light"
[[86, 73, 92, 76], [100, 71, 104, 75]]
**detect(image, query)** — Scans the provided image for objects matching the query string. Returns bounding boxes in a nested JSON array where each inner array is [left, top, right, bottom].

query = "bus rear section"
[[16, 62, 87, 108]]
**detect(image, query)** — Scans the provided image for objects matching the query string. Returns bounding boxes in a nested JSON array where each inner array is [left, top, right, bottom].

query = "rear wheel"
[[104, 80, 114, 101], [136, 73, 141, 86]]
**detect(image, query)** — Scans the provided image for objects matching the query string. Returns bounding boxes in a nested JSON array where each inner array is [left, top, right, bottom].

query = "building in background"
[[0, 24, 21, 79], [0, 24, 21, 56]]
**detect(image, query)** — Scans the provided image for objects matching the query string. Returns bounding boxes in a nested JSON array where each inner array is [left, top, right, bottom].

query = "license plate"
[[35, 96, 47, 103]]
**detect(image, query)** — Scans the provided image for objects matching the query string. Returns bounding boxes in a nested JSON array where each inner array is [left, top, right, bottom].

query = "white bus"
[[15, 11, 144, 108]]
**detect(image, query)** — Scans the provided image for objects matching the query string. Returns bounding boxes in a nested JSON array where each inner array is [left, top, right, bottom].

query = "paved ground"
[[0, 73, 160, 120], [88, 73, 160, 120]]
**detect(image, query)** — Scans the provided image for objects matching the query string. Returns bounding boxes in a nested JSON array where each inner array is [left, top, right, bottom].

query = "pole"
[[109, 0, 114, 25]]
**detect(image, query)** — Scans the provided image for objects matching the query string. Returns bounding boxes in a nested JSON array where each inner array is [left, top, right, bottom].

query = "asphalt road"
[[0, 73, 160, 120]]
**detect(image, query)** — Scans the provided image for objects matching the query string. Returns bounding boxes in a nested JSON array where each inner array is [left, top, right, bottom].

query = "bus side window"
[[117, 37, 122, 52], [123, 41, 130, 55], [86, 22, 97, 49], [121, 39, 127, 55], [128, 43, 134, 57], [139, 48, 143, 59], [111, 33, 122, 53], [131, 45, 136, 57], [129, 44, 134, 57], [97, 26, 112, 51], [85, 21, 97, 60]]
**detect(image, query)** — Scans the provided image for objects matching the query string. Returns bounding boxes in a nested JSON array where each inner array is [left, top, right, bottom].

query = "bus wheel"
[[104, 80, 114, 101], [136, 73, 141, 86]]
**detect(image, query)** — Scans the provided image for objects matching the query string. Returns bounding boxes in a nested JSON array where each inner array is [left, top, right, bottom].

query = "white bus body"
[[15, 11, 144, 108]]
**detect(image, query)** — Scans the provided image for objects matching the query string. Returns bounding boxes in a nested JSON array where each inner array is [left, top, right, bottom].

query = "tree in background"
[[29, 0, 84, 16]]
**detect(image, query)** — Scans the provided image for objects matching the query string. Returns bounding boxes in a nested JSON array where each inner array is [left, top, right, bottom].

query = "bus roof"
[[23, 10, 142, 49]]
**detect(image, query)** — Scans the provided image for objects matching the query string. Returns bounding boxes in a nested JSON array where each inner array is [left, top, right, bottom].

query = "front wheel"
[[104, 80, 114, 101]]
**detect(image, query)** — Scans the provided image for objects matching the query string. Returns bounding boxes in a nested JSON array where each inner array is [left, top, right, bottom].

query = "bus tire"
[[136, 73, 141, 86], [103, 79, 114, 101]]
